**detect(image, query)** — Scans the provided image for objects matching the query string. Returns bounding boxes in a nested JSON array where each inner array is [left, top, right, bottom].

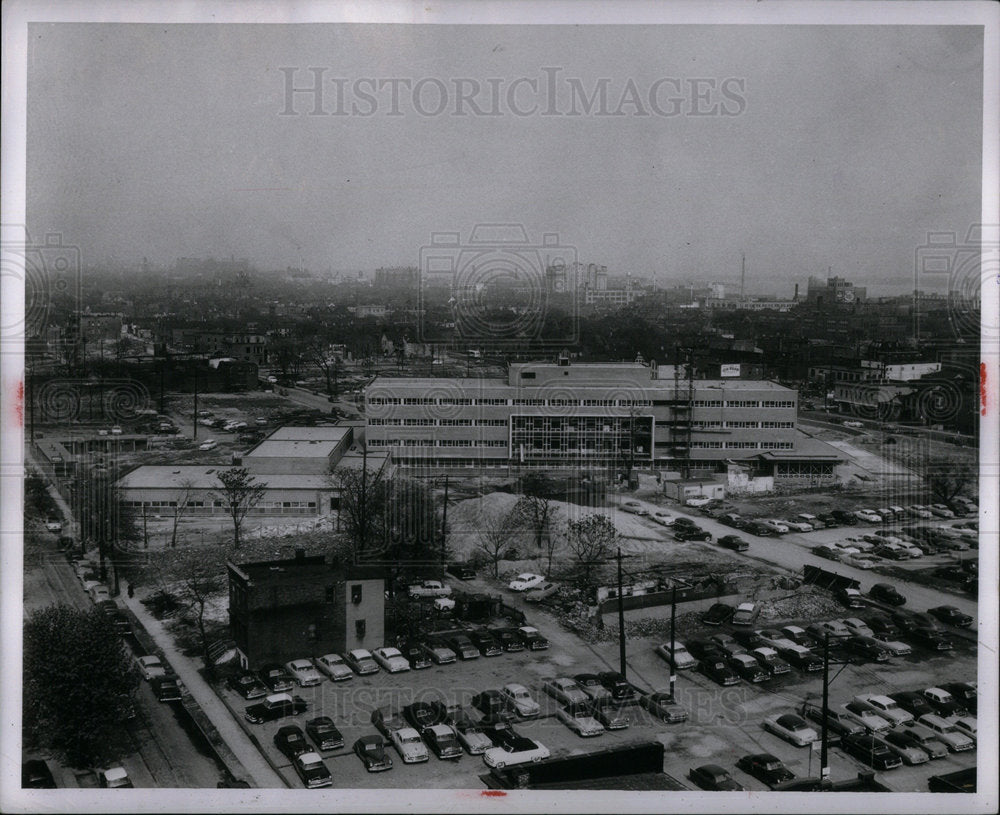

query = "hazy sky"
[[27, 24, 983, 294]]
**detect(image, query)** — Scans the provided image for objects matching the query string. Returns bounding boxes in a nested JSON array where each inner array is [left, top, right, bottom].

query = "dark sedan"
[[423, 724, 464, 760], [866, 614, 900, 639], [889, 691, 935, 719], [22, 759, 56, 789], [469, 628, 503, 657], [839, 733, 902, 771], [472, 690, 519, 723], [244, 693, 307, 724], [702, 603, 735, 626], [868, 583, 906, 606], [927, 606, 974, 627], [745, 521, 775, 537], [400, 640, 432, 670], [688, 764, 745, 791], [940, 682, 977, 714], [842, 636, 891, 663], [910, 627, 954, 651], [736, 753, 795, 787], [639, 692, 688, 724], [274, 725, 311, 759], [151, 676, 183, 702], [698, 659, 740, 686], [258, 663, 295, 693], [728, 654, 770, 683], [488, 627, 526, 652], [354, 735, 393, 772], [718, 535, 749, 552], [228, 673, 266, 699], [306, 716, 345, 751], [687, 639, 727, 661], [731, 629, 767, 649], [674, 527, 712, 541], [597, 671, 636, 701], [404, 701, 446, 732]]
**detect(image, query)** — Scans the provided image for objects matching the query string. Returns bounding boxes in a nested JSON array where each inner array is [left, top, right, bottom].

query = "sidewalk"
[[120, 590, 287, 788]]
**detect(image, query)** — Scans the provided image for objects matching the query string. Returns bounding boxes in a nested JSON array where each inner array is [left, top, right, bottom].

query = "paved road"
[[610, 497, 979, 625]]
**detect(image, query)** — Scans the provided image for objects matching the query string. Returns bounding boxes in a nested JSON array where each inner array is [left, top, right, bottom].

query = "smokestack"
[[740, 254, 746, 301], [794, 283, 799, 301]]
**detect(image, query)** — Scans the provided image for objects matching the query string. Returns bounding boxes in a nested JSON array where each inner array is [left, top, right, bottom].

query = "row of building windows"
[[369, 418, 508, 427], [122, 499, 316, 508], [686, 399, 797, 409], [370, 396, 660, 408], [689, 441, 795, 450]]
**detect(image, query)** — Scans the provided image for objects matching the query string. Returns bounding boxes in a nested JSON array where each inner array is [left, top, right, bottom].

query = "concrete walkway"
[[120, 590, 286, 788]]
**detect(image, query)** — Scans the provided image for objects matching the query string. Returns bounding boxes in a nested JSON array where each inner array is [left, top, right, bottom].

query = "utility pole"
[[440, 475, 449, 569], [820, 632, 830, 781], [359, 443, 368, 557], [192, 365, 199, 440], [668, 584, 677, 700], [617, 547, 627, 678]]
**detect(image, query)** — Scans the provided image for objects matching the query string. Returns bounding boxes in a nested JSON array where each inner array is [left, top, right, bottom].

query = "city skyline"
[[27, 24, 983, 296]]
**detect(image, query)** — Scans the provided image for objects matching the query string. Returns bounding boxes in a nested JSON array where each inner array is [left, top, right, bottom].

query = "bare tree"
[[168, 479, 196, 548], [923, 457, 977, 505], [212, 468, 267, 549], [566, 514, 617, 591], [513, 490, 555, 551], [476, 506, 520, 578]]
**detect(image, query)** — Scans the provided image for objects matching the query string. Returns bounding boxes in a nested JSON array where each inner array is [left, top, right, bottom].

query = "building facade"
[[227, 551, 385, 670], [364, 357, 841, 483]]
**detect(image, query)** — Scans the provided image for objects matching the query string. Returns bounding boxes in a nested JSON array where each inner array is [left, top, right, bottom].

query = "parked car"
[[573, 673, 612, 701], [517, 626, 549, 651], [306, 716, 345, 751], [655, 641, 697, 670], [97, 767, 133, 788], [620, 500, 648, 515], [809, 620, 852, 640], [928, 504, 955, 518], [469, 628, 503, 657], [745, 521, 776, 537], [841, 701, 891, 734], [368, 646, 411, 674], [597, 671, 636, 701], [779, 625, 815, 648], [760, 519, 790, 534], [842, 636, 891, 663], [777, 645, 823, 672], [940, 682, 977, 714], [842, 618, 874, 638], [830, 509, 859, 524], [313, 653, 354, 681], [702, 602, 735, 626], [525, 582, 560, 603], [708, 634, 746, 658], [731, 629, 767, 649], [508, 573, 545, 592], [674, 526, 712, 541], [482, 736, 550, 769], [907, 505, 933, 519], [762, 713, 819, 747], [783, 519, 814, 533], [799, 702, 865, 738], [855, 509, 883, 524], [736, 753, 795, 787], [684, 496, 714, 507], [21, 759, 57, 789], [136, 655, 167, 681], [291, 751, 333, 788], [286, 659, 323, 687], [922, 687, 968, 717], [556, 703, 605, 737], [688, 764, 745, 791], [698, 659, 740, 686], [151, 676, 182, 702], [198, 439, 218, 451], [835, 587, 865, 609], [501, 683, 541, 718], [719, 512, 747, 529], [639, 692, 688, 724], [889, 691, 937, 719], [927, 606, 973, 627], [390, 727, 430, 764], [812, 545, 841, 561], [916, 714, 974, 751], [353, 735, 393, 772], [542, 676, 590, 706], [228, 672, 268, 699], [244, 692, 307, 724], [947, 715, 977, 743], [751, 647, 791, 675], [853, 694, 913, 726], [728, 653, 770, 683], [404, 701, 446, 732], [408, 579, 452, 599], [451, 714, 494, 756], [718, 534, 749, 552], [591, 698, 632, 730], [863, 633, 911, 656], [489, 627, 525, 653], [423, 724, 463, 760], [274, 725, 311, 759], [472, 690, 519, 723], [259, 663, 295, 692], [884, 725, 948, 760], [838, 733, 902, 770], [650, 510, 675, 526], [731, 602, 760, 627], [911, 627, 954, 651], [446, 562, 477, 580]]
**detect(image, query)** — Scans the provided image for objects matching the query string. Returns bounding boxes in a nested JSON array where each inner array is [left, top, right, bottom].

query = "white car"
[[853, 694, 913, 726], [390, 727, 430, 763], [45, 518, 63, 533], [89, 585, 111, 603], [684, 496, 713, 507], [650, 510, 675, 526], [841, 702, 891, 733], [917, 714, 974, 751], [343, 648, 379, 675], [285, 658, 323, 687], [110, 425, 123, 435], [841, 553, 877, 570], [842, 618, 874, 637], [198, 439, 218, 451], [867, 634, 911, 656], [97, 766, 133, 788], [508, 573, 546, 592], [655, 641, 697, 670], [433, 596, 457, 612], [542, 677, 590, 706], [372, 647, 411, 673], [762, 713, 820, 747], [137, 655, 167, 681], [501, 683, 541, 718], [928, 504, 955, 518], [483, 736, 550, 768], [620, 501, 648, 515], [782, 519, 814, 532], [946, 715, 977, 742], [908, 505, 933, 519], [762, 519, 790, 534], [842, 420, 864, 428], [313, 653, 353, 681], [855, 509, 883, 523], [556, 704, 605, 737]]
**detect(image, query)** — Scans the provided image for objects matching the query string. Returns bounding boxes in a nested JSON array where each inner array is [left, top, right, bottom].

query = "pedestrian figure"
[[127, 582, 135, 599]]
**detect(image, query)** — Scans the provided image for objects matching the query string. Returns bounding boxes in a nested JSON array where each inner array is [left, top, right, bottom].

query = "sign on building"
[[720, 364, 741, 378]]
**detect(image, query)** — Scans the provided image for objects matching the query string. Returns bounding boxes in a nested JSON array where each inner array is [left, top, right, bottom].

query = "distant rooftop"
[[246, 439, 343, 459], [266, 426, 352, 442]]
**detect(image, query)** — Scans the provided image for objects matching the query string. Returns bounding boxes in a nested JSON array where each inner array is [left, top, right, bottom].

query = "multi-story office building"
[[365, 356, 841, 483]]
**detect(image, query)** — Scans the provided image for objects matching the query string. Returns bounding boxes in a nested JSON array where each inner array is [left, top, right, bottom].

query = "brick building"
[[227, 550, 385, 670]]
